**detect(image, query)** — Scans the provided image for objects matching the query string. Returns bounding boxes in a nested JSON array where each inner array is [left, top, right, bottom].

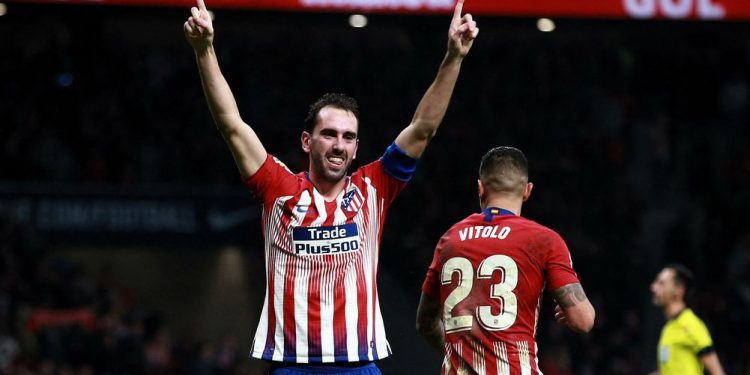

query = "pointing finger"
[[452, 0, 464, 19], [197, 0, 207, 12]]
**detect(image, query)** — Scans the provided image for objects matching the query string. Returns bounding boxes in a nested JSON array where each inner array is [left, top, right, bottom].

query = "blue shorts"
[[270, 362, 381, 375]]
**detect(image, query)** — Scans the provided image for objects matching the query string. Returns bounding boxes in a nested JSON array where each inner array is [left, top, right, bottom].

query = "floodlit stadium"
[[1, 0, 749, 373]]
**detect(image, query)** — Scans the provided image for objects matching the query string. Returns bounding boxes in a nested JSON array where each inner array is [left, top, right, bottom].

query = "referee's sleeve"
[[685, 316, 714, 354]]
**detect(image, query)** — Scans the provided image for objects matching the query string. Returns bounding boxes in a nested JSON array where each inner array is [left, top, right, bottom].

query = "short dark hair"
[[666, 263, 695, 301], [479, 146, 529, 195], [304, 93, 360, 133]]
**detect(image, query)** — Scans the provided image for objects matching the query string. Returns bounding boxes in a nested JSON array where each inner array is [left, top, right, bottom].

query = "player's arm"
[[393, 0, 478, 159], [699, 350, 726, 375], [552, 283, 595, 333], [416, 292, 445, 355], [184, 0, 267, 179]]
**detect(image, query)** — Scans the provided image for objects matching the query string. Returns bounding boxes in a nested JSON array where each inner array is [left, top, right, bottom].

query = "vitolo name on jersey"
[[458, 225, 511, 241], [292, 223, 360, 255]]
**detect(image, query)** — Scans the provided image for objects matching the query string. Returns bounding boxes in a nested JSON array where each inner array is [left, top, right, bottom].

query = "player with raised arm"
[[184, 1, 478, 374], [416, 146, 595, 374]]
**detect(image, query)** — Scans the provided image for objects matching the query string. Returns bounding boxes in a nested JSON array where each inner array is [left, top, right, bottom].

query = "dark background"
[[1, 3, 750, 374]]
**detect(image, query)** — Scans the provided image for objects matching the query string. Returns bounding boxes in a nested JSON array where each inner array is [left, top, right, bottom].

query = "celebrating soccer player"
[[183, 0, 478, 373], [416, 146, 595, 374]]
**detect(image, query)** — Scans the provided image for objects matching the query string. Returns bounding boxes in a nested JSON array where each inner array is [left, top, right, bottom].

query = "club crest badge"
[[341, 186, 364, 213]]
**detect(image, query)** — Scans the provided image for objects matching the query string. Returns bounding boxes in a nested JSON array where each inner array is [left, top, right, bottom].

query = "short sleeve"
[[380, 142, 418, 182], [544, 231, 581, 292], [686, 317, 714, 354], [356, 159, 408, 207], [242, 154, 299, 205]]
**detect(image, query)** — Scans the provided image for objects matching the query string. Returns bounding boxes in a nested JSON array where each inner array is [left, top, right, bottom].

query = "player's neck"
[[481, 197, 522, 216], [663, 301, 686, 320], [308, 171, 347, 200]]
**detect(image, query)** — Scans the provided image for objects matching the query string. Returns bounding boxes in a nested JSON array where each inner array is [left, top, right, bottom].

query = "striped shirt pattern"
[[423, 209, 581, 375], [442, 340, 539, 375], [244, 154, 405, 363]]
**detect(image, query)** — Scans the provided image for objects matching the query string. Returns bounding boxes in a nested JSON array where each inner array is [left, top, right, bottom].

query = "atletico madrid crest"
[[341, 186, 364, 213]]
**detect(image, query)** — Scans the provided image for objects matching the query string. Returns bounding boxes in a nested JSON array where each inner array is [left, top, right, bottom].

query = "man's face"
[[650, 268, 680, 307], [302, 106, 359, 184]]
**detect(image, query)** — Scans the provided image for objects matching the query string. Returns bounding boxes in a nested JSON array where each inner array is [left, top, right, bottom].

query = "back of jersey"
[[422, 208, 580, 375]]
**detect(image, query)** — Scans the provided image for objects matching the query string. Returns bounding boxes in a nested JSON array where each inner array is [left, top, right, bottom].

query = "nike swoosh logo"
[[295, 205, 317, 214]]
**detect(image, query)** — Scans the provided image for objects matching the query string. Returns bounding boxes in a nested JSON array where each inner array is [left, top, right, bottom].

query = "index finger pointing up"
[[453, 0, 464, 19], [197, 0, 207, 11]]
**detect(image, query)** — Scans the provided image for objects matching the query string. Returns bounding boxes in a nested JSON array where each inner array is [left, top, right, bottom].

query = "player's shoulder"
[[348, 159, 386, 181], [244, 153, 302, 191], [510, 217, 570, 259], [268, 154, 293, 173], [263, 154, 310, 187], [510, 216, 564, 239], [678, 309, 708, 328]]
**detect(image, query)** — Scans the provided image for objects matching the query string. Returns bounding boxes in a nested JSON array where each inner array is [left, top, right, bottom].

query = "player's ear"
[[353, 138, 359, 160], [477, 179, 485, 209], [522, 182, 533, 202], [675, 284, 686, 301], [301, 131, 311, 153]]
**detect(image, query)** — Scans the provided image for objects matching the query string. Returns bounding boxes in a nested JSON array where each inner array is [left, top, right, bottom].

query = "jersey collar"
[[482, 207, 515, 222]]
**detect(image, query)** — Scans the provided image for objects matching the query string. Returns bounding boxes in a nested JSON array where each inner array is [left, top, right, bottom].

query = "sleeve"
[[357, 144, 413, 206], [380, 142, 419, 182], [686, 316, 714, 355], [544, 231, 581, 292], [421, 236, 448, 298], [241, 154, 298, 205]]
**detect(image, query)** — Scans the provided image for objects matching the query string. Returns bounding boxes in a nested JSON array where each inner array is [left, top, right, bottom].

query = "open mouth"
[[327, 155, 345, 168]]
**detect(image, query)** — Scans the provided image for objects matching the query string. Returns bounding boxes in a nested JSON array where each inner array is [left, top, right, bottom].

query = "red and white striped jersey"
[[243, 154, 406, 364], [422, 207, 580, 375]]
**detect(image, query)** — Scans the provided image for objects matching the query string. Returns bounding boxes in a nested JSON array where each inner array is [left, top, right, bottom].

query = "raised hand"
[[447, 0, 478, 58], [184, 0, 214, 50]]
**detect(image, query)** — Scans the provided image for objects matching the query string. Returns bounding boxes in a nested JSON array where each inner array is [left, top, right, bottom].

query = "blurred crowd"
[[0, 214, 247, 374], [2, 4, 750, 374]]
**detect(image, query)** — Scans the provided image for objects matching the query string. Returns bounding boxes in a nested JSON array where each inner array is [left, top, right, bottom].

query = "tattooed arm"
[[416, 292, 445, 355], [552, 283, 595, 333]]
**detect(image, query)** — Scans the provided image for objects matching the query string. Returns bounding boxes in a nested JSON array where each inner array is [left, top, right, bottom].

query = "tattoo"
[[553, 283, 588, 308]]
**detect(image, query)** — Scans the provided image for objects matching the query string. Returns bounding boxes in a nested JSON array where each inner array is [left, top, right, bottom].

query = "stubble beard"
[[311, 151, 351, 184]]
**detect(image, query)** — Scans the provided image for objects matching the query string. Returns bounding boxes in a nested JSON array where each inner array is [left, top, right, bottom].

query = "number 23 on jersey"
[[442, 254, 519, 333]]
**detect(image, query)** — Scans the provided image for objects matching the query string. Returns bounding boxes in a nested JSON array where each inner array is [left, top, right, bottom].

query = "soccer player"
[[649, 264, 725, 375], [416, 146, 595, 374], [183, 0, 478, 373]]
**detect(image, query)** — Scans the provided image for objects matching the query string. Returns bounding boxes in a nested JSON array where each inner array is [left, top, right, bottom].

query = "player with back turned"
[[183, 1, 478, 374], [417, 146, 595, 374]]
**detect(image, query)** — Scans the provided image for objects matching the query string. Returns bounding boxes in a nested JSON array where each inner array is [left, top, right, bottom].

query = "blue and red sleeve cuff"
[[381, 142, 418, 182]]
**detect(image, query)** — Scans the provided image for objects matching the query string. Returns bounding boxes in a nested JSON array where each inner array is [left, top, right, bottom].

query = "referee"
[[649, 264, 725, 375]]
